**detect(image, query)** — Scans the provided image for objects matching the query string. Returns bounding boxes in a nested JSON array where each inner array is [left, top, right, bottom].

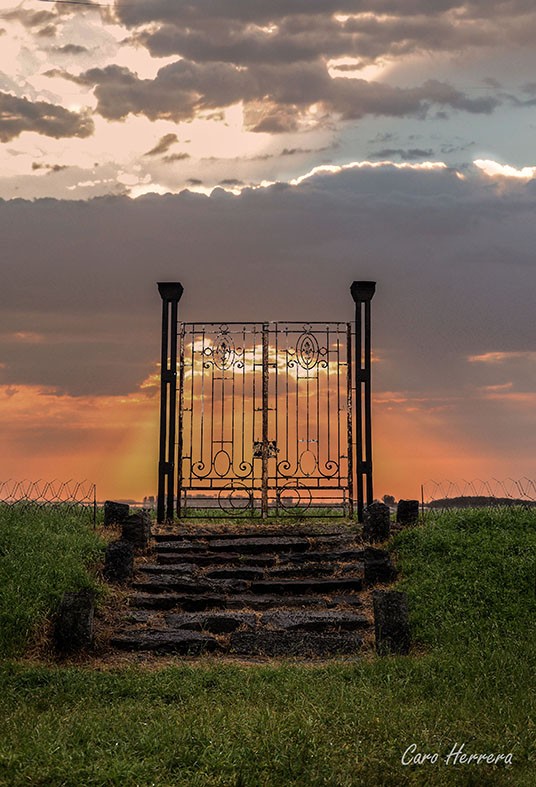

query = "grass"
[[0, 505, 105, 657], [0, 507, 535, 785]]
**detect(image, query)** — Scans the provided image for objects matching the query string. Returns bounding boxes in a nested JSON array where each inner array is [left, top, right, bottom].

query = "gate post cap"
[[351, 281, 376, 302], [157, 282, 184, 301]]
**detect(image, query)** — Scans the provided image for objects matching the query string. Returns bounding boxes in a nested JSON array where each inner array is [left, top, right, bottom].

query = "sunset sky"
[[0, 0, 535, 502]]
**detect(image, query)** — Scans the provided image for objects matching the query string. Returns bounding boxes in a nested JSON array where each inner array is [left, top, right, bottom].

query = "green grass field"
[[0, 506, 534, 785]]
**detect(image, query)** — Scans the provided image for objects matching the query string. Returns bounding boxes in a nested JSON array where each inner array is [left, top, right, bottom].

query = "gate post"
[[351, 281, 376, 522], [157, 282, 184, 523]]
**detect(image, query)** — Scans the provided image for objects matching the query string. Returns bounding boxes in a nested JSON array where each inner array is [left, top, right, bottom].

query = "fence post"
[[157, 282, 184, 524], [351, 281, 376, 522]]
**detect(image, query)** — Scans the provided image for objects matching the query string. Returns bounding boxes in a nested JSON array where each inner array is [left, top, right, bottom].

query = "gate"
[[156, 283, 375, 522], [177, 322, 352, 517]]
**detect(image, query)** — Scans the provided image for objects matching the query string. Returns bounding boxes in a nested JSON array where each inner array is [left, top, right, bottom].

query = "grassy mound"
[[0, 507, 534, 785], [0, 505, 104, 657]]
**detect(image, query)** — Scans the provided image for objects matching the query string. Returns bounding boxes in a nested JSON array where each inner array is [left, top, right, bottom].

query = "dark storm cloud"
[[0, 165, 534, 417], [0, 92, 94, 142], [114, 1, 536, 28], [41, 0, 525, 135], [114, 0, 536, 65], [75, 60, 497, 129]]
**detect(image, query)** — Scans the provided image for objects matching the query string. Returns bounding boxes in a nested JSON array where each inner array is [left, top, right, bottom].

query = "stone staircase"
[[110, 525, 375, 658]]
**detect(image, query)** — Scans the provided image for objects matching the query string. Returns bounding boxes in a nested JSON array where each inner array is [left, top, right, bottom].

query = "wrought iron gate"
[[177, 322, 352, 517], [156, 282, 376, 522]]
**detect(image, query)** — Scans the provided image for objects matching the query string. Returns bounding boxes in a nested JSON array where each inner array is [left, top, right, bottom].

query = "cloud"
[[0, 91, 94, 142], [474, 159, 536, 180], [144, 133, 179, 156], [0, 162, 534, 398], [32, 162, 69, 174], [0, 161, 534, 486], [1, 8, 57, 29], [52, 44, 90, 55], [114, 1, 536, 67], [370, 147, 435, 160], [74, 60, 498, 131], [162, 152, 190, 163], [468, 351, 536, 363]]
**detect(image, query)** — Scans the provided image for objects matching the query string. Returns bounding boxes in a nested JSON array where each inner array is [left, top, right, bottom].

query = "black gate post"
[[157, 282, 184, 523], [351, 281, 376, 522]]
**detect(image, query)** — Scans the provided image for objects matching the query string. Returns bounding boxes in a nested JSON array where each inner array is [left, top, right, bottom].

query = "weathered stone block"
[[373, 589, 410, 655], [53, 589, 95, 655], [121, 510, 151, 549], [363, 501, 391, 543], [103, 540, 134, 583], [363, 547, 398, 586], [103, 501, 130, 526], [396, 499, 419, 525]]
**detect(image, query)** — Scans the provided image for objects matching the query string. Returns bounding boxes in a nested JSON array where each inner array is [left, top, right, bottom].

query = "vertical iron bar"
[[176, 325, 185, 518], [421, 483, 425, 523], [157, 282, 183, 524], [346, 323, 354, 519], [252, 325, 257, 513], [364, 299, 373, 507], [166, 298, 179, 521], [275, 323, 279, 516], [336, 332, 341, 487], [157, 293, 169, 524], [351, 281, 375, 522], [261, 323, 269, 518], [356, 300, 364, 522], [93, 483, 97, 528], [326, 325, 331, 486]]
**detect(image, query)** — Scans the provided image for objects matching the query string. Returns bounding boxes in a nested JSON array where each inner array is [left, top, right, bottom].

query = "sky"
[[0, 0, 535, 503]]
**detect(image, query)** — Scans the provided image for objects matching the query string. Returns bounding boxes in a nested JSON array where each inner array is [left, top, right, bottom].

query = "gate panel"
[[267, 323, 352, 515], [179, 323, 263, 515], [178, 321, 353, 517]]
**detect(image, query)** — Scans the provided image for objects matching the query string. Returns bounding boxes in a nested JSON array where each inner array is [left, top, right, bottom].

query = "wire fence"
[[421, 478, 536, 511], [0, 480, 97, 524]]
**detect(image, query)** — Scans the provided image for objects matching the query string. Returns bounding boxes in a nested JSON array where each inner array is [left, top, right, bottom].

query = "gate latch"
[[253, 440, 278, 459]]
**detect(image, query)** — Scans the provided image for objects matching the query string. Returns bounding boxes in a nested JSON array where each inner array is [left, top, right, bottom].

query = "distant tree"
[[382, 494, 396, 506]]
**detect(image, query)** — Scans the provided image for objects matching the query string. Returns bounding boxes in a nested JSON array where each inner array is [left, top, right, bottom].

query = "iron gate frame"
[[176, 321, 354, 519], [157, 282, 375, 523]]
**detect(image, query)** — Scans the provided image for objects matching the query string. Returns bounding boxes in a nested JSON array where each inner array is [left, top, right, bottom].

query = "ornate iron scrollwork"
[[179, 321, 353, 517], [218, 482, 253, 515], [203, 324, 242, 370]]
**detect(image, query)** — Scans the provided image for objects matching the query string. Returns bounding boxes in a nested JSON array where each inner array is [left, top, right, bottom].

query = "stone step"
[[110, 629, 220, 655], [163, 611, 257, 633], [155, 550, 363, 567], [250, 578, 363, 595], [131, 577, 248, 595], [111, 627, 364, 657], [260, 564, 358, 579], [132, 574, 363, 596], [152, 526, 352, 542], [155, 537, 311, 554], [130, 592, 364, 612], [120, 610, 368, 635], [228, 630, 363, 657], [138, 563, 361, 582], [203, 567, 266, 581], [156, 553, 278, 567], [138, 564, 196, 575], [260, 610, 369, 631]]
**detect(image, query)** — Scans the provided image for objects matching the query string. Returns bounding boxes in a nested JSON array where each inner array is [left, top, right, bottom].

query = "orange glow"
[[1, 364, 533, 504]]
